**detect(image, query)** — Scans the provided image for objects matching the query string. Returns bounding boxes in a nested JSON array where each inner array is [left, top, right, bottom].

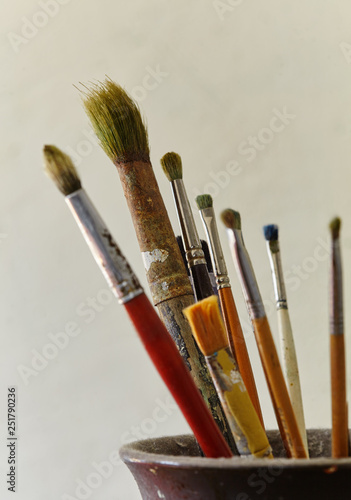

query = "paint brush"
[[221, 209, 308, 458], [160, 152, 213, 301], [196, 194, 264, 427], [329, 217, 348, 458], [81, 79, 235, 451], [184, 295, 272, 458], [177, 236, 219, 297], [43, 145, 232, 459], [263, 224, 308, 456]]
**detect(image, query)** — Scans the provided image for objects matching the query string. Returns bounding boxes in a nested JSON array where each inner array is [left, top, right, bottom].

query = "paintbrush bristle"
[[220, 209, 241, 230], [263, 224, 279, 241], [43, 145, 81, 196], [329, 217, 341, 240], [184, 295, 228, 356], [81, 78, 149, 164], [160, 152, 182, 181], [196, 194, 213, 210]]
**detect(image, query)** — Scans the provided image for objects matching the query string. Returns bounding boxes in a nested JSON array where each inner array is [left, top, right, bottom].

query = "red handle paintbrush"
[[43, 145, 233, 459]]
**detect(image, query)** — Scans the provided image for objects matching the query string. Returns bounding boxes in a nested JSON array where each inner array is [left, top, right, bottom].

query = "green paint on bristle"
[[220, 209, 241, 230], [329, 217, 341, 240], [81, 78, 150, 164], [196, 194, 213, 210], [43, 145, 81, 196], [160, 152, 182, 181]]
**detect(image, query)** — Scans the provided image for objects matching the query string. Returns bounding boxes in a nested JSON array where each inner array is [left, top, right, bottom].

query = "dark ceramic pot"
[[120, 429, 351, 500]]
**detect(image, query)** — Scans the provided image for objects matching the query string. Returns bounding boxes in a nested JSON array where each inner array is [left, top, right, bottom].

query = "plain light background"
[[1, 1, 351, 498]]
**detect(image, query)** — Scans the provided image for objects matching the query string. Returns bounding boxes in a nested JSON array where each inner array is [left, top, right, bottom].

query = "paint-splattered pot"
[[120, 430, 351, 500]]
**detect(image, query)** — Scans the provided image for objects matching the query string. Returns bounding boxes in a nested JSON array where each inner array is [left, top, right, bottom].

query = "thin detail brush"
[[81, 79, 235, 451], [160, 152, 213, 301], [263, 224, 308, 456], [184, 295, 272, 458], [196, 194, 264, 427], [221, 209, 308, 459], [329, 217, 348, 458], [43, 145, 232, 459]]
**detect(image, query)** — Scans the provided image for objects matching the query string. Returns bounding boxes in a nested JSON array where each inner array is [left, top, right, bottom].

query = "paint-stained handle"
[[124, 292, 233, 458], [252, 316, 307, 458], [116, 161, 193, 305], [277, 307, 308, 456], [219, 287, 264, 427], [209, 348, 272, 458], [157, 295, 237, 453], [330, 334, 349, 457]]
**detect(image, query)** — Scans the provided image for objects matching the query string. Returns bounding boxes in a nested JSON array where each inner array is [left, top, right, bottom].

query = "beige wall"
[[1, 1, 351, 498]]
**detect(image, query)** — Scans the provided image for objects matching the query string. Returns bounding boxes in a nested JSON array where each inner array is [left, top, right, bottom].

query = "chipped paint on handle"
[[142, 248, 169, 271], [116, 160, 193, 305], [207, 347, 273, 458]]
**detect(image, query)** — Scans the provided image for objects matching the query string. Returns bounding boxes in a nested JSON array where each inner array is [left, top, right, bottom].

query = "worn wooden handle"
[[210, 348, 272, 458], [277, 307, 308, 456], [330, 334, 349, 457], [115, 160, 236, 452], [253, 316, 307, 458]]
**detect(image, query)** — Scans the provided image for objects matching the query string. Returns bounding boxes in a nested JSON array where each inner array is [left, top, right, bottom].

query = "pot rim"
[[120, 432, 351, 470]]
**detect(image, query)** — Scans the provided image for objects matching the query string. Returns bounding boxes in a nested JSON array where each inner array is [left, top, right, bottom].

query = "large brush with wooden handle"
[[81, 78, 235, 451]]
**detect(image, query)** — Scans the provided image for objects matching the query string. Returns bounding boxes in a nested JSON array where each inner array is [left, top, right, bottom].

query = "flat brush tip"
[[220, 209, 241, 230], [43, 145, 81, 196], [184, 295, 228, 356], [160, 152, 182, 181], [329, 217, 341, 239], [263, 224, 279, 241], [196, 194, 213, 210]]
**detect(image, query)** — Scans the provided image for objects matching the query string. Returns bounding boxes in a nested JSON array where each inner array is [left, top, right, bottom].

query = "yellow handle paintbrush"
[[184, 295, 273, 458]]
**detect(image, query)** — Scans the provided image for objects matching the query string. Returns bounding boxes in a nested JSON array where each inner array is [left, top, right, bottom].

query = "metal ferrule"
[[228, 229, 265, 320], [199, 207, 230, 289], [66, 189, 144, 304], [330, 238, 343, 335], [266, 241, 288, 310], [171, 179, 206, 267]]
